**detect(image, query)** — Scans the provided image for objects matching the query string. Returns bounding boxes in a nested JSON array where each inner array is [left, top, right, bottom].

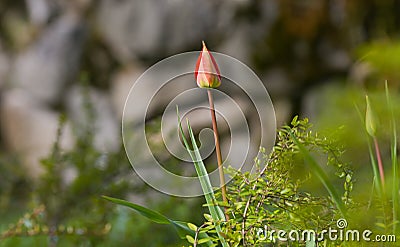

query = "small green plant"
[[307, 80, 400, 244], [104, 116, 355, 246], [360, 82, 399, 235], [188, 117, 353, 246]]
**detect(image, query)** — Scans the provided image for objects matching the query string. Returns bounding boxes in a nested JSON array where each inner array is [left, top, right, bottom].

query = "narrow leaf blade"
[[102, 196, 170, 224], [290, 133, 346, 216]]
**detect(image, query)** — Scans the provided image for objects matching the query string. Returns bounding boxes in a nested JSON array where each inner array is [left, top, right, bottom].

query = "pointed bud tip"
[[201, 41, 209, 52], [195, 41, 221, 89]]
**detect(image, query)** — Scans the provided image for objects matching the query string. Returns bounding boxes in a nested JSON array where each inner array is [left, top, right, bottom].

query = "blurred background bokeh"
[[0, 0, 400, 246]]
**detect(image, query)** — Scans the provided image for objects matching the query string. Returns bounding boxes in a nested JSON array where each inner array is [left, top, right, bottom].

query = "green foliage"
[[311, 83, 400, 237], [101, 111, 231, 247], [102, 195, 214, 246], [0, 88, 134, 246], [0, 85, 196, 246], [197, 117, 353, 246], [102, 196, 170, 224], [0, 152, 31, 221], [289, 129, 346, 216], [103, 196, 186, 238], [357, 41, 400, 84], [101, 116, 355, 246], [361, 83, 399, 235]]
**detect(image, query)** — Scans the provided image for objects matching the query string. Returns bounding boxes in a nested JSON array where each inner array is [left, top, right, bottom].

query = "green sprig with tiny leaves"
[[194, 117, 353, 246]]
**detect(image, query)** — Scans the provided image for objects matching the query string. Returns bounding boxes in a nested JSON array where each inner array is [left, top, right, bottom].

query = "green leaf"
[[177, 108, 228, 247], [102, 196, 170, 224], [291, 115, 299, 126], [187, 223, 198, 231], [186, 235, 195, 244], [204, 214, 212, 222], [102, 197, 215, 246], [170, 221, 195, 239], [198, 238, 212, 244]]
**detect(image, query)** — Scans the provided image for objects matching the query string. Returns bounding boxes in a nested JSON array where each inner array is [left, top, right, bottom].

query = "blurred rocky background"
[[0, 0, 400, 246]]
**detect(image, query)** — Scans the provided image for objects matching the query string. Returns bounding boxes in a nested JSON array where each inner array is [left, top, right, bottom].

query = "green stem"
[[386, 81, 398, 234]]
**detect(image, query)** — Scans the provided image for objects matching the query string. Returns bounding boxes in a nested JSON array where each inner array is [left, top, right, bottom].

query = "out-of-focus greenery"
[[0, 153, 32, 232], [306, 41, 400, 241], [0, 86, 203, 246], [357, 41, 400, 85], [308, 38, 400, 185], [309, 85, 400, 235]]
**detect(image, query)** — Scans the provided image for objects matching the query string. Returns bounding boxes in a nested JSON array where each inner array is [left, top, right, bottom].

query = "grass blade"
[[289, 132, 347, 216], [367, 138, 382, 195], [386, 82, 398, 233], [102, 195, 170, 224], [177, 109, 228, 246], [102, 196, 214, 245]]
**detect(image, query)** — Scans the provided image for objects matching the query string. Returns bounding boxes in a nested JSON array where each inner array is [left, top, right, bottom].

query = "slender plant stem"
[[367, 138, 382, 195], [374, 137, 385, 189], [386, 81, 398, 234], [207, 89, 228, 216]]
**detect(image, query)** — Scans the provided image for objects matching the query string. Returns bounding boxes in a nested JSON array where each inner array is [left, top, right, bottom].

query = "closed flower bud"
[[365, 95, 378, 137], [195, 41, 221, 88]]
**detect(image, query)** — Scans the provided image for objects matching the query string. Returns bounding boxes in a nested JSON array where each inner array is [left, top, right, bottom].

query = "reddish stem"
[[207, 89, 228, 219], [374, 137, 385, 188]]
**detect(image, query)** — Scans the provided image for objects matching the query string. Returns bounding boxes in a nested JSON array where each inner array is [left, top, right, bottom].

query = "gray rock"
[[0, 44, 9, 90], [25, 0, 54, 26], [218, 0, 279, 64], [263, 68, 293, 98], [10, 12, 85, 105], [95, 0, 164, 62], [0, 89, 74, 179], [66, 85, 120, 152], [112, 65, 204, 123], [217, 24, 252, 64], [317, 40, 351, 71], [95, 0, 237, 62], [110, 65, 146, 120]]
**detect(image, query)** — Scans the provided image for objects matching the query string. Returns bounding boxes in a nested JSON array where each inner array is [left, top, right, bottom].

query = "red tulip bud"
[[195, 41, 221, 88]]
